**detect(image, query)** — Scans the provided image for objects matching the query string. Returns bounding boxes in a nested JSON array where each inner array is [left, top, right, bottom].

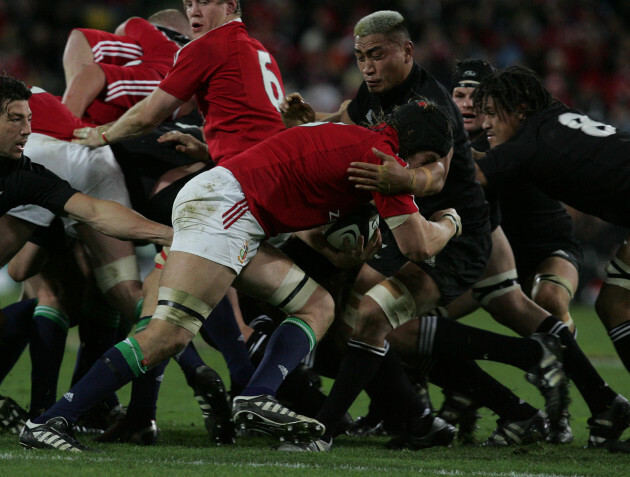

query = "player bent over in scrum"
[[19, 100, 463, 451]]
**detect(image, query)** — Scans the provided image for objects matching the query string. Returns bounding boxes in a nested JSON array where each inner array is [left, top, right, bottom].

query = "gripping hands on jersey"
[[73, 126, 110, 147], [280, 93, 316, 128], [348, 148, 413, 195]]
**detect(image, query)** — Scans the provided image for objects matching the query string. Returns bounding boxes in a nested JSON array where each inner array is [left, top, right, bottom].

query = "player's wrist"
[[441, 212, 461, 238], [408, 168, 417, 194], [101, 130, 111, 145]]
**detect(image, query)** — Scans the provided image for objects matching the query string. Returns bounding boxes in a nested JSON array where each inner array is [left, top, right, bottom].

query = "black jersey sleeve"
[[0, 156, 78, 216], [478, 139, 536, 187]]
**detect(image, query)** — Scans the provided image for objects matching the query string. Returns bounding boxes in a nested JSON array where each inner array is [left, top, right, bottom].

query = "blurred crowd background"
[[0, 0, 627, 302]]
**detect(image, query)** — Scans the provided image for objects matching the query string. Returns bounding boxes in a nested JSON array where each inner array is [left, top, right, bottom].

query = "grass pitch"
[[1, 304, 630, 476]]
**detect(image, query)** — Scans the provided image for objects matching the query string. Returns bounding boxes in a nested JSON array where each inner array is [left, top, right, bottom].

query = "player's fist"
[[280, 93, 315, 128]]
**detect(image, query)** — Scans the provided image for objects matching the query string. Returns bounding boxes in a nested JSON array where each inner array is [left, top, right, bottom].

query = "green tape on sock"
[[282, 317, 316, 351], [114, 336, 148, 377]]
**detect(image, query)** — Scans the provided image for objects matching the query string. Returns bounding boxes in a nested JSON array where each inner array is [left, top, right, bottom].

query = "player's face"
[[354, 34, 413, 94], [183, 0, 236, 39], [0, 100, 31, 161], [452, 86, 484, 134], [481, 96, 523, 148]]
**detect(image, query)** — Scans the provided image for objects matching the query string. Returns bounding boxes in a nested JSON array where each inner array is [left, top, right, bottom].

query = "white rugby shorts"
[[8, 133, 131, 232], [170, 166, 266, 274]]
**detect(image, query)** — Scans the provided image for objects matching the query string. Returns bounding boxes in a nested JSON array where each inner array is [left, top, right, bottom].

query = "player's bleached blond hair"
[[354, 10, 410, 44]]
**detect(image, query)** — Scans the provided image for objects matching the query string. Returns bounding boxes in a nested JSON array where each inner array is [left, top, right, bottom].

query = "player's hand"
[[431, 208, 462, 238], [348, 148, 414, 194], [72, 125, 109, 147], [280, 93, 315, 128], [157, 131, 211, 162], [330, 228, 382, 268]]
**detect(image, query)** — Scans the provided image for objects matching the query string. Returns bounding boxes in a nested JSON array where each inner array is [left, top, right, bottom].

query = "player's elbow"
[[7, 262, 30, 282], [398, 241, 433, 263]]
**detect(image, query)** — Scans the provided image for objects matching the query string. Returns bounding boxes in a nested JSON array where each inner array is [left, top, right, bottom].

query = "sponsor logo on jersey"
[[64, 392, 74, 402], [424, 256, 436, 267]]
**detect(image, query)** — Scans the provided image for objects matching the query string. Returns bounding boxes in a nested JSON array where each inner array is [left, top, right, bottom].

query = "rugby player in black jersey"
[[0, 74, 172, 261], [278, 11, 570, 452], [473, 65, 630, 450]]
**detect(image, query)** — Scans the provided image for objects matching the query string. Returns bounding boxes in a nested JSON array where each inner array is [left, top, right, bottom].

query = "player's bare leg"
[[530, 256, 579, 334], [75, 224, 143, 324], [596, 237, 630, 372], [231, 242, 333, 441]]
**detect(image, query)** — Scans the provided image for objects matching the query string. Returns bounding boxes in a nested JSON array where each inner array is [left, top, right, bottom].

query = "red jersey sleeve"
[[160, 38, 226, 102], [123, 18, 173, 56]]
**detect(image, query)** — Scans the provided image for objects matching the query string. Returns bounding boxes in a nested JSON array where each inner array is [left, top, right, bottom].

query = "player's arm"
[[73, 87, 184, 147], [280, 93, 353, 127], [319, 100, 353, 124], [157, 129, 211, 162], [474, 161, 488, 186], [349, 148, 450, 196], [62, 63, 107, 118], [388, 208, 461, 263], [62, 192, 173, 246], [7, 240, 48, 282], [295, 226, 382, 268], [0, 215, 39, 268]]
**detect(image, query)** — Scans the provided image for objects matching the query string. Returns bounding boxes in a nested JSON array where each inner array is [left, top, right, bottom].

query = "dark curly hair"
[[473, 65, 553, 119], [386, 97, 453, 159], [0, 74, 31, 115]]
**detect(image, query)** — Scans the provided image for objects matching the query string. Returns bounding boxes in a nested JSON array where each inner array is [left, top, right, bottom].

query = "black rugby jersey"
[[0, 155, 77, 217], [480, 102, 630, 228], [347, 62, 489, 235]]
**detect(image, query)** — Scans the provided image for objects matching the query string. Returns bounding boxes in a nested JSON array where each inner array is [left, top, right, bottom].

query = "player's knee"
[[353, 296, 391, 342], [532, 281, 570, 317], [355, 277, 416, 341], [93, 255, 141, 295], [140, 321, 191, 359], [312, 289, 335, 329], [472, 269, 520, 306], [151, 286, 211, 345], [267, 263, 323, 317]]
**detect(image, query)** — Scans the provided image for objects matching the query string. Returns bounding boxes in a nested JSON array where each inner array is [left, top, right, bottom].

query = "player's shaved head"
[[354, 11, 410, 46]]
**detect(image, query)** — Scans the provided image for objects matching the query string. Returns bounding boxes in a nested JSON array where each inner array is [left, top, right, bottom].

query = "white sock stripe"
[[418, 315, 437, 356], [247, 335, 267, 358], [609, 323, 630, 341], [347, 339, 387, 356], [549, 321, 568, 335]]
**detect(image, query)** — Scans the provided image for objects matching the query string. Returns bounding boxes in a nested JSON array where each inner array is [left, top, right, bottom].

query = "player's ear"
[[226, 0, 239, 15], [403, 40, 414, 62]]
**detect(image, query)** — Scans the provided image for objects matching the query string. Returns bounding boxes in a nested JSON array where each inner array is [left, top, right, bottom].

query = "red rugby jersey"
[[159, 20, 286, 163]]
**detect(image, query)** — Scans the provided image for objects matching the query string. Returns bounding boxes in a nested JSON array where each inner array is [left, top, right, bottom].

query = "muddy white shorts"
[[170, 166, 266, 274]]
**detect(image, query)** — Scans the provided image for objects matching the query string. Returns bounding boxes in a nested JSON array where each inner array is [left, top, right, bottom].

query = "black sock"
[[316, 340, 386, 436], [0, 299, 36, 383], [537, 316, 617, 414], [422, 316, 540, 371], [609, 321, 630, 374], [429, 359, 537, 421]]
